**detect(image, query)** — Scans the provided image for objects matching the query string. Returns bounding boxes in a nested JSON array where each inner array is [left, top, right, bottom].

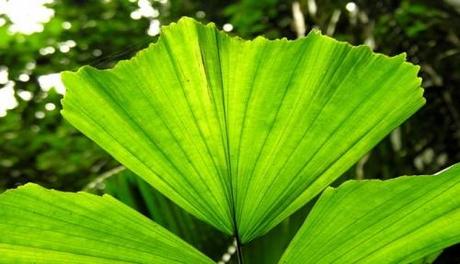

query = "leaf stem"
[[235, 236, 244, 264]]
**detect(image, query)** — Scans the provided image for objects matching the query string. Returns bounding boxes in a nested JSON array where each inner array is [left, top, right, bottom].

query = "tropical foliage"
[[0, 17, 459, 263]]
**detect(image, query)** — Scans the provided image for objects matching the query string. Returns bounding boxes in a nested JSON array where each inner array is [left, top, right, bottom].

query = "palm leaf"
[[61, 17, 424, 242], [279, 164, 460, 263], [0, 183, 213, 263]]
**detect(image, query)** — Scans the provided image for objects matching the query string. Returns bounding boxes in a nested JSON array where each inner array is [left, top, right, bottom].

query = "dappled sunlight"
[[0, 0, 54, 35], [130, 0, 162, 36], [0, 80, 17, 117], [38, 73, 65, 94]]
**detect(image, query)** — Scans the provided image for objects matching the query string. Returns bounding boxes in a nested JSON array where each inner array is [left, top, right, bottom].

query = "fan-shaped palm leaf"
[[61, 17, 424, 242]]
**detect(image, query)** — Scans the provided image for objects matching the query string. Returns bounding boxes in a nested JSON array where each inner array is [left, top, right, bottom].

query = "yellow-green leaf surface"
[[279, 164, 460, 264], [61, 17, 424, 242], [0, 183, 213, 264]]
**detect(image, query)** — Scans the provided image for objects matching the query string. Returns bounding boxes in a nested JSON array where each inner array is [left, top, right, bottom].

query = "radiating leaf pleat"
[[62, 17, 424, 242], [0, 183, 213, 263], [279, 164, 460, 264]]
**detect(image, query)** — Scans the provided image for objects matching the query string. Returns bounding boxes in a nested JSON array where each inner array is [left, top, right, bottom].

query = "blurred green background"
[[0, 0, 459, 262]]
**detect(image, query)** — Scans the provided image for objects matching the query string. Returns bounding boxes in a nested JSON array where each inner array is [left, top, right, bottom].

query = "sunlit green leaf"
[[0, 183, 213, 263], [62, 17, 424, 242], [279, 164, 460, 264]]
